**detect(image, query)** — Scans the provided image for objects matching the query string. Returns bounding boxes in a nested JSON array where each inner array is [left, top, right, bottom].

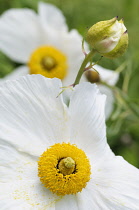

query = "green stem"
[[73, 49, 96, 86]]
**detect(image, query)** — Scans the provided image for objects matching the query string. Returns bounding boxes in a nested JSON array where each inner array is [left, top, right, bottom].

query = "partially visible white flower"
[[0, 75, 139, 209], [85, 64, 119, 119], [0, 2, 88, 85]]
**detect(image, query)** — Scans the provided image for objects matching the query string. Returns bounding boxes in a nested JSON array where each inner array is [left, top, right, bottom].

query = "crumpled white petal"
[[94, 64, 119, 119], [0, 139, 57, 209], [84, 65, 119, 119], [98, 85, 114, 119], [0, 139, 37, 183], [0, 181, 57, 210], [55, 195, 78, 210], [0, 75, 69, 156], [77, 156, 139, 209], [38, 2, 68, 32], [0, 9, 45, 63]]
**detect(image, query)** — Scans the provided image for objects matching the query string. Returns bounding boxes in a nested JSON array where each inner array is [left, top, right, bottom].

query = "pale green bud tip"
[[86, 17, 128, 59]]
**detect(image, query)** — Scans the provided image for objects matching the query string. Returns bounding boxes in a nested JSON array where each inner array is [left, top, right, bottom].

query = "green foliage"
[[0, 0, 139, 167], [0, 52, 15, 77]]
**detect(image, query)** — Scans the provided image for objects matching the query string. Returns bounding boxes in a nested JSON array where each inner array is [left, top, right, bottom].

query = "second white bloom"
[[0, 2, 86, 85]]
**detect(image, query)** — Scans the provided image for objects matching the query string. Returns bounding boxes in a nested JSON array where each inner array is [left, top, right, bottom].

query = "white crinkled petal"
[[98, 85, 114, 119], [77, 156, 139, 209], [0, 140, 57, 209], [0, 181, 57, 210], [0, 9, 45, 63], [0, 139, 38, 183], [0, 65, 29, 85], [76, 186, 102, 210], [93, 64, 119, 86], [83, 65, 118, 119], [0, 75, 69, 156], [55, 195, 78, 210], [38, 2, 68, 32], [68, 82, 114, 164]]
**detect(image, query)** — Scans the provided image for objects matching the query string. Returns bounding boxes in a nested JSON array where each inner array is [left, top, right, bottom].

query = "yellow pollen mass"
[[58, 157, 75, 175], [28, 46, 68, 80], [63, 157, 75, 168], [38, 143, 91, 196], [41, 56, 56, 70]]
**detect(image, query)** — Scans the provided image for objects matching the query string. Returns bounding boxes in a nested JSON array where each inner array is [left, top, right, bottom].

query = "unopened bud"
[[85, 70, 100, 83], [86, 17, 128, 59]]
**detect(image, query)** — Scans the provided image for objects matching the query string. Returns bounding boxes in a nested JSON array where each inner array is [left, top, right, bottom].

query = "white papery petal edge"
[[38, 2, 68, 32], [98, 85, 114, 119], [0, 9, 45, 63], [0, 75, 69, 156], [0, 181, 57, 209], [77, 156, 139, 210], [0, 139, 59, 209], [55, 195, 78, 210]]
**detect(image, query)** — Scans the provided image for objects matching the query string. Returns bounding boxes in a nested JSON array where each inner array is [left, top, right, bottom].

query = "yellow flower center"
[[28, 46, 68, 79], [85, 70, 100, 83], [38, 143, 91, 196]]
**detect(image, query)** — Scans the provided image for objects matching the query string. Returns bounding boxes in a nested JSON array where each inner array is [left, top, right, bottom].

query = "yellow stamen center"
[[28, 46, 68, 79], [85, 70, 100, 83], [41, 56, 57, 70], [58, 157, 75, 175], [38, 143, 91, 196]]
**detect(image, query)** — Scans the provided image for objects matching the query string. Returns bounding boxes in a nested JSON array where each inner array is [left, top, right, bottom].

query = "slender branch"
[[73, 49, 96, 86]]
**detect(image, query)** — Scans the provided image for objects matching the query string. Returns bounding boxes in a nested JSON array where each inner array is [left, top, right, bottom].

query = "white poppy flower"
[[85, 64, 119, 119], [0, 2, 87, 85], [0, 75, 139, 209]]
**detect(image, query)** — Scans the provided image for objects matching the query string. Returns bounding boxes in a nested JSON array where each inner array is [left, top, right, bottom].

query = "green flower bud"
[[86, 17, 128, 58]]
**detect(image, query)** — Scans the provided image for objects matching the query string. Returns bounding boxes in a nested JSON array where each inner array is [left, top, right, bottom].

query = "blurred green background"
[[0, 0, 139, 167]]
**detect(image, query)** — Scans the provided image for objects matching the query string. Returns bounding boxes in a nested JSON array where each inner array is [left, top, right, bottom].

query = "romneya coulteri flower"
[[0, 75, 139, 209], [0, 2, 87, 85], [86, 17, 128, 58]]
